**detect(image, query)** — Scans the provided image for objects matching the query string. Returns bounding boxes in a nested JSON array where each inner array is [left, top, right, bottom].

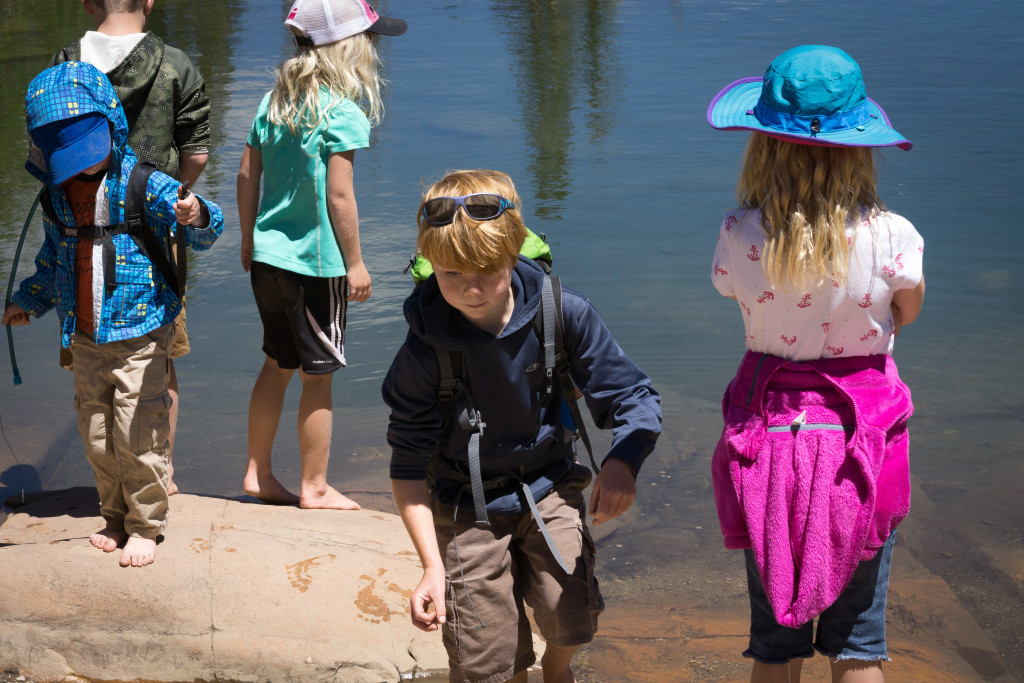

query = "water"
[[1, 1, 1022, 680]]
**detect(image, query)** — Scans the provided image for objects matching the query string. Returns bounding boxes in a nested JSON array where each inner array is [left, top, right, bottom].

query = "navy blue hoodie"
[[383, 257, 662, 511]]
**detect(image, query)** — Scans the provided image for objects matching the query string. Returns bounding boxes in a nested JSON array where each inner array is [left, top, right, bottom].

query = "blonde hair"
[[417, 170, 528, 274], [738, 133, 885, 291], [268, 32, 384, 133]]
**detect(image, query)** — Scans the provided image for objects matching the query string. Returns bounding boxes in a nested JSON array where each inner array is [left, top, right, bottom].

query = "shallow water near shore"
[[1, 1, 1022, 681]]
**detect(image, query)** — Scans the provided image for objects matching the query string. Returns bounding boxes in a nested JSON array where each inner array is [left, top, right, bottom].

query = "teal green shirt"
[[247, 89, 370, 277]]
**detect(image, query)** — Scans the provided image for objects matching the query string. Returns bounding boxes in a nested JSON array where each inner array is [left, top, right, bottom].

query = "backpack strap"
[[537, 274, 599, 473], [433, 346, 489, 527], [123, 162, 184, 299], [39, 164, 186, 299]]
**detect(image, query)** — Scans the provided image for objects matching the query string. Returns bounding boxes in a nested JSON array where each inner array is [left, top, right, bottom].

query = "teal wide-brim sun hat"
[[707, 45, 912, 150]]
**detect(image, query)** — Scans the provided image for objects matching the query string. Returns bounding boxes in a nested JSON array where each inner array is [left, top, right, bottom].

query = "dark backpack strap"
[[546, 274, 598, 472], [433, 346, 489, 526], [123, 162, 183, 298], [39, 188, 58, 226]]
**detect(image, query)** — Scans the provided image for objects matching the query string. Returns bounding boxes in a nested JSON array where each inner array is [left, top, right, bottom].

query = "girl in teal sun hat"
[[707, 45, 925, 683]]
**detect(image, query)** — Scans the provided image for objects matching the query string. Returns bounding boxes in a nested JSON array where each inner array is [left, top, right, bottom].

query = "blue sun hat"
[[30, 113, 112, 185], [707, 45, 911, 150]]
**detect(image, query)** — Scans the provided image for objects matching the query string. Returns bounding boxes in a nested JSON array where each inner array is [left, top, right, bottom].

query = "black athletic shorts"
[[250, 261, 347, 374]]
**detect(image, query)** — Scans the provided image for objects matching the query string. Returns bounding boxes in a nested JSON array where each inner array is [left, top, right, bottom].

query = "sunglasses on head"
[[421, 193, 515, 226]]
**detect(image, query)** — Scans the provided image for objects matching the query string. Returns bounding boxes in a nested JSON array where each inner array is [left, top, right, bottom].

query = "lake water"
[[1, 1, 1022, 681]]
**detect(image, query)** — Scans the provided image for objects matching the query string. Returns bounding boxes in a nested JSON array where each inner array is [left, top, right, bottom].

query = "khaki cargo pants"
[[72, 324, 173, 539]]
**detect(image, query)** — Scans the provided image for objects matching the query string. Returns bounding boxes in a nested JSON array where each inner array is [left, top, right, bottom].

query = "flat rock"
[[0, 488, 449, 682]]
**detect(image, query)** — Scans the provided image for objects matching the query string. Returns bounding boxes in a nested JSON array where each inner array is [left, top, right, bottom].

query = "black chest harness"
[[431, 273, 597, 575], [40, 162, 186, 299]]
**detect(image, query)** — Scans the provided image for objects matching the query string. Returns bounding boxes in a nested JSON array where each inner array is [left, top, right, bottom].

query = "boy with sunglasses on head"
[[382, 169, 662, 683]]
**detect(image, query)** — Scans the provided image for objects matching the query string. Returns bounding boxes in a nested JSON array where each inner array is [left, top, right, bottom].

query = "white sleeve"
[[711, 213, 737, 298]]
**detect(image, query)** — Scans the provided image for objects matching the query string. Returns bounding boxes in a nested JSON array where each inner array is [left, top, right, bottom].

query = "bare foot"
[[167, 463, 179, 495], [300, 485, 361, 510], [90, 528, 127, 552], [243, 472, 300, 505], [120, 536, 157, 567]]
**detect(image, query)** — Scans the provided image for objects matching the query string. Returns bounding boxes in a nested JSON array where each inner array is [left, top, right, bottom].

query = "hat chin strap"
[[753, 100, 873, 136]]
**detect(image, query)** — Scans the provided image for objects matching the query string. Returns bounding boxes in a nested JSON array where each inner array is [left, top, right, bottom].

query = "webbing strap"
[[520, 480, 573, 575], [467, 430, 488, 526], [40, 163, 184, 299], [549, 276, 598, 472], [435, 346, 460, 404], [541, 275, 556, 406]]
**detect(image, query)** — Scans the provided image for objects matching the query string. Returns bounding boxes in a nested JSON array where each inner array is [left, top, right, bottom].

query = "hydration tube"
[[5, 187, 44, 385]]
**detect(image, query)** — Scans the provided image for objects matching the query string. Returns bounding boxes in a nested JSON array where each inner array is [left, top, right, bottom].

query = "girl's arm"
[[891, 276, 925, 336], [391, 478, 446, 632], [237, 144, 263, 272], [326, 151, 370, 302]]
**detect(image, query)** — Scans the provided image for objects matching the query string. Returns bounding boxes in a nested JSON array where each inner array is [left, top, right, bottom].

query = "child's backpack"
[[39, 162, 186, 299], [404, 227, 553, 284]]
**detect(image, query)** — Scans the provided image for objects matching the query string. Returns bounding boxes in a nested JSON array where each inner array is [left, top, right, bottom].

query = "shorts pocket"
[[579, 521, 604, 611], [441, 572, 461, 664], [133, 393, 171, 455]]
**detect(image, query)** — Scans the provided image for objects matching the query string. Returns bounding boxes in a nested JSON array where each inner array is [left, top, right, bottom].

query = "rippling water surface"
[[1, 1, 1022, 680]]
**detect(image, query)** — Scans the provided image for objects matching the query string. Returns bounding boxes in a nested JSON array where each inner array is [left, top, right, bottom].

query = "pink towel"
[[712, 352, 912, 627]]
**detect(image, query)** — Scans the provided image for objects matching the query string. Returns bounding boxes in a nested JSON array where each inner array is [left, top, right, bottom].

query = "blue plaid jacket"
[[14, 62, 223, 346]]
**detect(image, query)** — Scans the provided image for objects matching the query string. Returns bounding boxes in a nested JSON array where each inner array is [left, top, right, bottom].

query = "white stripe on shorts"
[[305, 276, 346, 367]]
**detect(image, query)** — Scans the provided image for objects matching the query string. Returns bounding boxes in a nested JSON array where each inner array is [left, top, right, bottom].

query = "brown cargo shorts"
[[432, 463, 604, 683]]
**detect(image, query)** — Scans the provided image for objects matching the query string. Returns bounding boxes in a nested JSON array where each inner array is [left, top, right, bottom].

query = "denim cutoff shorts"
[[743, 531, 896, 664]]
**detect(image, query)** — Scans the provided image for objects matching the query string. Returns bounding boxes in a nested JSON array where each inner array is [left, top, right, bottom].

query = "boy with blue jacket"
[[3, 62, 223, 567], [382, 170, 661, 682]]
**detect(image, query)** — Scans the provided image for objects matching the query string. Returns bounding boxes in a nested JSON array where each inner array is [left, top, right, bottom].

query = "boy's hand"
[[589, 458, 636, 525], [345, 261, 371, 302], [173, 184, 201, 225], [3, 303, 30, 327], [409, 567, 446, 632]]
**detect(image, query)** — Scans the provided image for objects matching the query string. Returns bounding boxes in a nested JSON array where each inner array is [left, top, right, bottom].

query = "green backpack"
[[405, 228, 553, 284]]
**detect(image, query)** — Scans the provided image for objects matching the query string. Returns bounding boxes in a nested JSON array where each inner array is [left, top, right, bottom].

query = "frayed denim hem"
[[813, 645, 891, 662], [741, 649, 814, 665]]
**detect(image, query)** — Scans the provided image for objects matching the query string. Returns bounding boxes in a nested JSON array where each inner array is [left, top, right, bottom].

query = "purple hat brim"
[[707, 77, 912, 151]]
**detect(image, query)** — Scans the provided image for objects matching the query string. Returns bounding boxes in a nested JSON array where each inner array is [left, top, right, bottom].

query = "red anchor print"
[[747, 245, 761, 261], [757, 291, 775, 304], [821, 322, 831, 333], [859, 329, 878, 342], [826, 345, 844, 356], [882, 265, 895, 278], [740, 300, 751, 316], [797, 294, 812, 308], [858, 293, 873, 308], [714, 262, 728, 276], [895, 253, 904, 269], [832, 280, 840, 288], [725, 216, 737, 231], [781, 334, 797, 346]]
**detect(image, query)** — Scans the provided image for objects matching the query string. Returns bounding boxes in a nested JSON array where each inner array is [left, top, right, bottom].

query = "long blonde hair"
[[268, 32, 384, 133], [417, 170, 527, 273], [738, 132, 885, 290]]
